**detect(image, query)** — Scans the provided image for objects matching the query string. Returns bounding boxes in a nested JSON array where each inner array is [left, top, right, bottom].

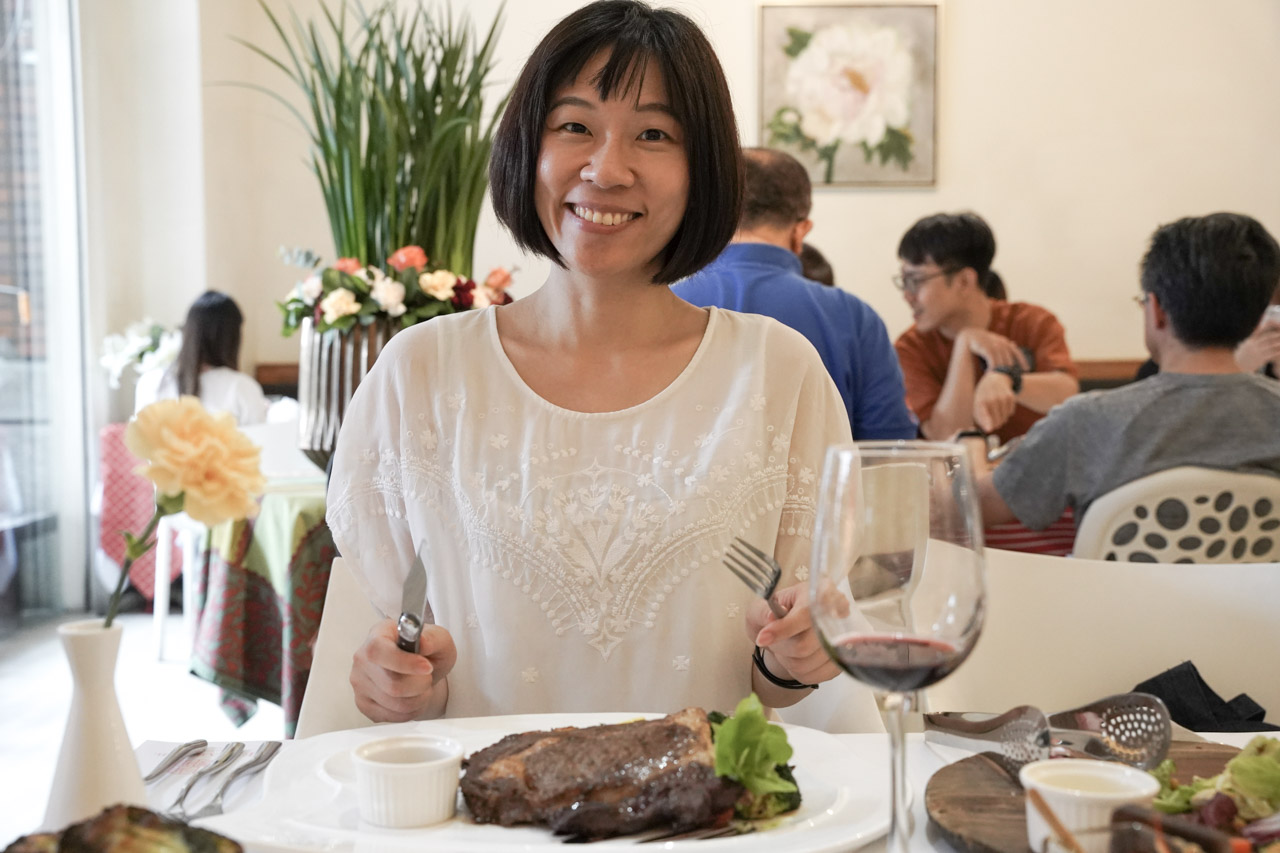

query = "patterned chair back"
[[1074, 466, 1280, 563]]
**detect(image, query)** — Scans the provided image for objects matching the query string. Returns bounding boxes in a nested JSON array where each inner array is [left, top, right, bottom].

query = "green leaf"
[[783, 27, 812, 59], [712, 694, 797, 796], [869, 126, 915, 171]]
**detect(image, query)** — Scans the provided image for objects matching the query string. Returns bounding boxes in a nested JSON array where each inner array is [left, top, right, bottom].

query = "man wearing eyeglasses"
[[974, 212, 1280, 531], [892, 212, 1080, 444], [674, 148, 916, 440]]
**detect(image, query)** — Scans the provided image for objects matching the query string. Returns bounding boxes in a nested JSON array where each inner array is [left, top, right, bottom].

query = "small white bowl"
[[1019, 759, 1160, 853], [351, 734, 463, 828]]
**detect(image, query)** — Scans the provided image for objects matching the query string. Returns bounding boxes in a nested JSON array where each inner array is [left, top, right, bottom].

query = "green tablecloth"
[[190, 484, 335, 738]]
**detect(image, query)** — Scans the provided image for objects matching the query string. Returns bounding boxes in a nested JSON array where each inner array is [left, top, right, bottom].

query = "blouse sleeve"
[[770, 334, 854, 582], [325, 330, 419, 618]]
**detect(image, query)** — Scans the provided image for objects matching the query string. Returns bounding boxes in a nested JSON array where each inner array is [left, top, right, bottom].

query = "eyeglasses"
[[1132, 293, 1151, 308], [892, 268, 958, 296]]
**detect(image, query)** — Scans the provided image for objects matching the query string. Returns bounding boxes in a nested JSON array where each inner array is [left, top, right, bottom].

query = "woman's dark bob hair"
[[175, 291, 243, 399], [489, 0, 743, 285]]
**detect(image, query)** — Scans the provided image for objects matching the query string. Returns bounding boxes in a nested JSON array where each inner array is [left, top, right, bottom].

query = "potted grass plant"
[[241, 1, 513, 467]]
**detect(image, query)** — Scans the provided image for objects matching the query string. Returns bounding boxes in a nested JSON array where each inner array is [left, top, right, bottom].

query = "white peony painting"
[[761, 4, 937, 186]]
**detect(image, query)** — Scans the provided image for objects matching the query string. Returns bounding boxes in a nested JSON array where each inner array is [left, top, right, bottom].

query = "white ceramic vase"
[[41, 618, 147, 831]]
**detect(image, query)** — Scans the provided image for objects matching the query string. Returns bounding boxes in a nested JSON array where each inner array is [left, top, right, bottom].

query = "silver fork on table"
[[722, 537, 788, 618], [167, 742, 244, 820], [185, 742, 283, 820]]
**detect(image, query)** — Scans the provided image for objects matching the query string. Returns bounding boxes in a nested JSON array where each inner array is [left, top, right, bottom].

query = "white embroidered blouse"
[[326, 306, 851, 717]]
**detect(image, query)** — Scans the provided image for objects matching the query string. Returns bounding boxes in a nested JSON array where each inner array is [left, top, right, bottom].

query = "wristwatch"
[[992, 364, 1023, 394]]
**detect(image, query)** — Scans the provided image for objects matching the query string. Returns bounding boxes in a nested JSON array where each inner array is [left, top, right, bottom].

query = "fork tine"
[[723, 556, 766, 595], [727, 542, 774, 583], [732, 538, 782, 582]]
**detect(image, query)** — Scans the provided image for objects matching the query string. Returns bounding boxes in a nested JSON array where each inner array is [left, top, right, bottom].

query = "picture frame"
[[760, 4, 938, 187]]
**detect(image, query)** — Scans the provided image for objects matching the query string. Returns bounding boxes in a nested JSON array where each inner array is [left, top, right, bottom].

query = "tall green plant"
[[238, 0, 508, 277]]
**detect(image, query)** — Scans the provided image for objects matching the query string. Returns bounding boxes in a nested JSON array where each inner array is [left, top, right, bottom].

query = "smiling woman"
[[324, 0, 872, 729]]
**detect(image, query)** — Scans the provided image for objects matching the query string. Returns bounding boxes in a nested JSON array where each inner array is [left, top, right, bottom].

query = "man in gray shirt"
[[975, 212, 1280, 530]]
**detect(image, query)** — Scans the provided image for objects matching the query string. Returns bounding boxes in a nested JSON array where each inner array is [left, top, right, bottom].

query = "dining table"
[[189, 477, 335, 738], [129, 727, 1264, 853]]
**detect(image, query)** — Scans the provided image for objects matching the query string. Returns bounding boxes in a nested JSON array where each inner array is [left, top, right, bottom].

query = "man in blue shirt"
[[673, 148, 916, 439]]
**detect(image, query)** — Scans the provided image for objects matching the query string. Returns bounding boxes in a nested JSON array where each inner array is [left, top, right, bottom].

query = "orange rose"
[[333, 257, 363, 275], [388, 245, 428, 272], [484, 266, 513, 290]]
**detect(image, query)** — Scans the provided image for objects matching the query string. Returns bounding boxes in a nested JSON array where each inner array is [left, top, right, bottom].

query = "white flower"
[[137, 329, 182, 374], [420, 270, 458, 301], [472, 285, 494, 310], [370, 273, 407, 318], [784, 21, 913, 148], [298, 275, 323, 303], [320, 287, 361, 324]]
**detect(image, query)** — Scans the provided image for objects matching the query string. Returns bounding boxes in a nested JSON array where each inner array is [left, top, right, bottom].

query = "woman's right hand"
[[349, 619, 456, 722]]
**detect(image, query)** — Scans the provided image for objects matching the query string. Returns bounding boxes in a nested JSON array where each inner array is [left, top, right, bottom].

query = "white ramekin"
[[351, 734, 463, 828], [1019, 758, 1161, 853]]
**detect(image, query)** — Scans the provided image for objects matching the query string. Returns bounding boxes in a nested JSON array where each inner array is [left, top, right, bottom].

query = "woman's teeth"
[[574, 206, 637, 226]]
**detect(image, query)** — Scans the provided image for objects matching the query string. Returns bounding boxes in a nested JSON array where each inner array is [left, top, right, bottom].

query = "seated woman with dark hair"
[[134, 291, 268, 425], [326, 0, 854, 723]]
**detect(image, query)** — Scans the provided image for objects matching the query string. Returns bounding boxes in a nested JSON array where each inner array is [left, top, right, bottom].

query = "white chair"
[[294, 556, 381, 739], [153, 512, 206, 660], [1074, 466, 1280, 563], [924, 547, 1280, 723]]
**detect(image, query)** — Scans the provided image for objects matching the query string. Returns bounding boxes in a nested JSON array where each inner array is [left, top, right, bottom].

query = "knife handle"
[[396, 612, 423, 654]]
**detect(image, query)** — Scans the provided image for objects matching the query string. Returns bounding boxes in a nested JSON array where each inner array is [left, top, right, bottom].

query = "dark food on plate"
[[1112, 805, 1243, 853], [4, 804, 242, 853], [460, 707, 746, 839]]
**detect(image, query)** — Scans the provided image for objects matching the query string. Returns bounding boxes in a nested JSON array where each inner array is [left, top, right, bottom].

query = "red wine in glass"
[[825, 634, 970, 692]]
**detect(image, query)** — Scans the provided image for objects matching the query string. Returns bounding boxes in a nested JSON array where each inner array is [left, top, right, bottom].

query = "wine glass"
[[808, 441, 987, 853]]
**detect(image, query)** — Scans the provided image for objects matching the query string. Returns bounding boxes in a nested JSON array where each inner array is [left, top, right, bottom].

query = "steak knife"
[[396, 550, 428, 653]]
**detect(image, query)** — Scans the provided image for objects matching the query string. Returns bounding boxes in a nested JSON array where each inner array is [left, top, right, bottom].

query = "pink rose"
[[333, 257, 363, 275], [484, 266, 513, 291], [388, 245, 428, 272]]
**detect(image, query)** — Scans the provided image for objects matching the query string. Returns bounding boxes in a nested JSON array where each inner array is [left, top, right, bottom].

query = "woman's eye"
[[561, 122, 588, 134], [639, 128, 670, 142]]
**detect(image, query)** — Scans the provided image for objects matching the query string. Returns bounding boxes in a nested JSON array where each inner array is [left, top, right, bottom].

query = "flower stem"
[[103, 507, 164, 629]]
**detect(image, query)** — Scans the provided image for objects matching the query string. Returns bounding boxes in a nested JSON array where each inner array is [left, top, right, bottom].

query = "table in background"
[[191, 480, 335, 738]]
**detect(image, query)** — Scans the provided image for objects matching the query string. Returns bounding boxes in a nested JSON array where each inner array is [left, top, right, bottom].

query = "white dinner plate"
[[199, 712, 892, 853]]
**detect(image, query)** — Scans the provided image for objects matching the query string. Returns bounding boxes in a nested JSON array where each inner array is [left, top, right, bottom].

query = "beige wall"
[[83, 0, 1280, 382]]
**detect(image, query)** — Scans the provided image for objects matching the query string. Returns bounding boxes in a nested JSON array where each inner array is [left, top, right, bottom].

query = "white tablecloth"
[[136, 731, 1263, 853]]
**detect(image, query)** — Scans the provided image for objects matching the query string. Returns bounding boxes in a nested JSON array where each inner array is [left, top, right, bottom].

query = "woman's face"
[[533, 52, 690, 283]]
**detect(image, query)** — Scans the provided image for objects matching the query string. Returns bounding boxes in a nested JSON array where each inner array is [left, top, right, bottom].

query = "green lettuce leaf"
[[711, 694, 797, 796]]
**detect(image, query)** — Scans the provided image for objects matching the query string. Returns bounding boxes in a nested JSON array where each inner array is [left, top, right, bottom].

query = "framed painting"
[[760, 4, 937, 186]]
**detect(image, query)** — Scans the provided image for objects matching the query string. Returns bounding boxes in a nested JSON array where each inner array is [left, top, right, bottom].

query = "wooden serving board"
[[924, 741, 1241, 853]]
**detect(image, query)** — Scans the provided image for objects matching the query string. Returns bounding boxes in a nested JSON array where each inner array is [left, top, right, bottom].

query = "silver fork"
[[722, 537, 788, 618], [167, 742, 245, 820], [185, 741, 282, 820]]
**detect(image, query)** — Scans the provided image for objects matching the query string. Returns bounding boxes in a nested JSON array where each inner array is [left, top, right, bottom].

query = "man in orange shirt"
[[893, 212, 1079, 444]]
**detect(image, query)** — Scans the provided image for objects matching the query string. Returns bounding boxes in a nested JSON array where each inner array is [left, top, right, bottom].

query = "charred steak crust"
[[460, 708, 745, 838]]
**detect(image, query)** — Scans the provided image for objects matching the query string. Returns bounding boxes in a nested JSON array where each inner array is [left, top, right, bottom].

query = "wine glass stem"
[[884, 690, 912, 853]]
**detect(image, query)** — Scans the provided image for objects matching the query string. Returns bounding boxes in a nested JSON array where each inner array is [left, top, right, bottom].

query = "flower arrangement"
[[104, 398, 266, 627], [99, 320, 182, 389], [278, 245, 513, 336], [767, 21, 916, 183]]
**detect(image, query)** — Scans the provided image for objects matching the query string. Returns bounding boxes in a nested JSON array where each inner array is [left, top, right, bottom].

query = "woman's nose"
[[580, 138, 634, 188]]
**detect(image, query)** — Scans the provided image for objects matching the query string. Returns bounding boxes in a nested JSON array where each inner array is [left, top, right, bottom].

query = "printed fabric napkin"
[[1134, 660, 1279, 732]]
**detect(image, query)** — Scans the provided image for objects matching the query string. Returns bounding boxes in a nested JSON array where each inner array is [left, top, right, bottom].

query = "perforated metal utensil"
[[1046, 692, 1172, 770], [923, 704, 1052, 777]]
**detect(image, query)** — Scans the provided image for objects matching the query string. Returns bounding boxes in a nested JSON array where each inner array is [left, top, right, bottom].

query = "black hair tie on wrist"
[[753, 645, 819, 690]]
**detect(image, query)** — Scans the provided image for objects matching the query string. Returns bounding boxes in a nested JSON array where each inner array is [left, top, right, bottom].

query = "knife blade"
[[396, 549, 428, 653]]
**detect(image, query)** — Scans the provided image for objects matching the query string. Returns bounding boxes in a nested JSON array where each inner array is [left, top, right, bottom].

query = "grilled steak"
[[460, 707, 744, 839]]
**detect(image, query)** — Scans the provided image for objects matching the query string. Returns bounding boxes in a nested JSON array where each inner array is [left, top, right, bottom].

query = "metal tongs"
[[923, 692, 1173, 776]]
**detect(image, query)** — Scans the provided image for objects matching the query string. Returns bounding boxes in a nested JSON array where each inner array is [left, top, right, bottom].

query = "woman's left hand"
[[745, 582, 841, 686]]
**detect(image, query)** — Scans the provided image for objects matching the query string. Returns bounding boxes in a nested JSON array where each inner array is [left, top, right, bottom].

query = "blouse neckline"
[[485, 305, 721, 418]]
